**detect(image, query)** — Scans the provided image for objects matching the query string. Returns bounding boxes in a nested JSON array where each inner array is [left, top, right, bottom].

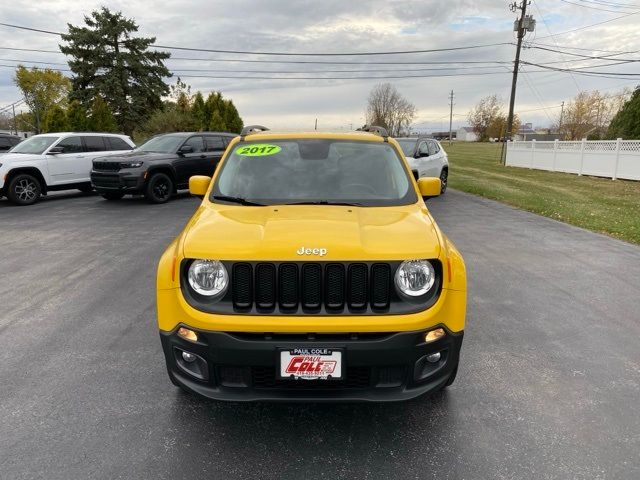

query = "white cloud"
[[0, 0, 638, 130]]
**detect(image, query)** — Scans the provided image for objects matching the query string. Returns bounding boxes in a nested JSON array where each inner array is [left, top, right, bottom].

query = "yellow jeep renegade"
[[156, 125, 466, 401]]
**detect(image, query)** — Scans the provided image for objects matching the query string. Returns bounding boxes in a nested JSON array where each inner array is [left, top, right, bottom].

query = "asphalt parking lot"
[[1, 190, 639, 480]]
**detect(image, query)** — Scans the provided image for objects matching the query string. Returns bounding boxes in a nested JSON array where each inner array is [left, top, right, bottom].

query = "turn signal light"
[[425, 328, 445, 343], [177, 327, 198, 342]]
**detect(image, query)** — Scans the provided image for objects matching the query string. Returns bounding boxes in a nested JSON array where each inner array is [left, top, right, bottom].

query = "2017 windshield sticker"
[[235, 144, 282, 156]]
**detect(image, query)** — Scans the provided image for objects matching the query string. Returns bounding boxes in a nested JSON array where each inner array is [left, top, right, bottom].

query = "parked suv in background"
[[395, 137, 449, 193], [0, 132, 135, 205], [0, 133, 21, 153], [91, 132, 236, 203]]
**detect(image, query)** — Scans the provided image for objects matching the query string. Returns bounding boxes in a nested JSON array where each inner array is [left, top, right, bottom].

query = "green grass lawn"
[[444, 142, 640, 245]]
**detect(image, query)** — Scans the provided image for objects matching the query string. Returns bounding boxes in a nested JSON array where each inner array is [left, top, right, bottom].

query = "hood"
[[0, 153, 46, 164], [94, 151, 176, 162], [183, 203, 441, 261]]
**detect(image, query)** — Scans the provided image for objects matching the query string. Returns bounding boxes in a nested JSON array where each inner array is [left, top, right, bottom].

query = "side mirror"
[[189, 175, 211, 198], [417, 177, 441, 198], [179, 145, 193, 155], [47, 146, 64, 155]]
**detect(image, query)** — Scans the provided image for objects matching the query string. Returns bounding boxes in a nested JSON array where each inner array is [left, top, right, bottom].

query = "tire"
[[7, 173, 42, 206], [439, 169, 448, 194], [101, 192, 125, 201], [144, 172, 173, 204]]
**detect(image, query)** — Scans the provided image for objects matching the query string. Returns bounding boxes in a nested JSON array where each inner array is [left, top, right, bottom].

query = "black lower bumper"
[[160, 326, 463, 402], [91, 171, 144, 193]]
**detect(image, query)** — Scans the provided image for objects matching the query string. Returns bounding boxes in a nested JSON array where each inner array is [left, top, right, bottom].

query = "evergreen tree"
[[66, 100, 88, 131], [191, 92, 206, 131], [89, 97, 118, 132], [607, 87, 640, 139], [209, 110, 227, 132], [223, 99, 243, 133], [43, 105, 70, 133], [60, 8, 170, 135]]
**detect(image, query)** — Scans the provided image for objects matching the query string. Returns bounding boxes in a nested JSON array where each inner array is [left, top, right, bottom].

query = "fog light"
[[182, 351, 197, 363], [425, 328, 446, 343], [177, 327, 198, 342], [426, 352, 441, 363]]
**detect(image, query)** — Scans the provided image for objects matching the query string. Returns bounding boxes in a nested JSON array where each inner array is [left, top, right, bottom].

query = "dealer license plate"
[[279, 348, 343, 380]]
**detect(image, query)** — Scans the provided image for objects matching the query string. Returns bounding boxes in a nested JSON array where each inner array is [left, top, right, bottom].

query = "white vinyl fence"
[[506, 139, 640, 181]]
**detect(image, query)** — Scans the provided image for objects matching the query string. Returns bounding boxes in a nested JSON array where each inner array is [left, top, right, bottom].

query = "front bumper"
[[160, 326, 463, 402], [91, 170, 145, 193]]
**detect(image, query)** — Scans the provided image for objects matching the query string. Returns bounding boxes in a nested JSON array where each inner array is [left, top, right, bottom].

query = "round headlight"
[[395, 260, 436, 297], [187, 260, 228, 297]]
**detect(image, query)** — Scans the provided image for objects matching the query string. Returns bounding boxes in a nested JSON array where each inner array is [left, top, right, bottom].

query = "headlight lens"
[[187, 260, 228, 297], [121, 161, 143, 168], [395, 260, 436, 297]]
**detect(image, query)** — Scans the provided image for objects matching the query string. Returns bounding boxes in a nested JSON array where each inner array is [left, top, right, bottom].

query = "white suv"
[[395, 137, 449, 193], [0, 132, 135, 205]]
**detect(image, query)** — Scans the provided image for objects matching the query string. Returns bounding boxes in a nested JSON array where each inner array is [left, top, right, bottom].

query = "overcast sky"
[[1, 0, 638, 132]]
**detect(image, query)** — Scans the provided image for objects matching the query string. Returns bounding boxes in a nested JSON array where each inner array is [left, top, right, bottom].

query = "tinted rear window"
[[106, 137, 132, 150], [84, 136, 106, 152]]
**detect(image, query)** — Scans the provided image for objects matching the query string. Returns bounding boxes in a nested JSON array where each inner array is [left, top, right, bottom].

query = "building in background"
[[457, 127, 477, 142]]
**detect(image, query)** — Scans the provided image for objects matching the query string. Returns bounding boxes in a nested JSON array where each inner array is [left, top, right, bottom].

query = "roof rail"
[[240, 125, 270, 140], [357, 124, 389, 141]]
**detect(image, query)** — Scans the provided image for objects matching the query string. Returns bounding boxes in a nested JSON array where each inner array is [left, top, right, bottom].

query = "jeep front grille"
[[180, 260, 442, 316], [231, 262, 391, 314]]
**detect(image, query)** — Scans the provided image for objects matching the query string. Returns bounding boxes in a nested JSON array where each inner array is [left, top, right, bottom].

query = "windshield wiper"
[[212, 195, 267, 206], [282, 200, 365, 207]]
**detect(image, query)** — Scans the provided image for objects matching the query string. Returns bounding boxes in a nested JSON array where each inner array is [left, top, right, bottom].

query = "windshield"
[[211, 139, 416, 207], [9, 136, 59, 155], [396, 139, 418, 156], [136, 135, 184, 153]]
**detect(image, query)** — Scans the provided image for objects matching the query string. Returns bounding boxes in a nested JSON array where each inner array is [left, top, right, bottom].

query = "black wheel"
[[101, 192, 125, 201], [144, 173, 173, 204], [7, 173, 41, 206], [439, 169, 448, 194]]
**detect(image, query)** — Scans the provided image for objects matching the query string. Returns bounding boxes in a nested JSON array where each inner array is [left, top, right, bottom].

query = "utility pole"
[[558, 101, 565, 138], [448, 90, 454, 146], [503, 0, 535, 164], [12, 104, 17, 135]]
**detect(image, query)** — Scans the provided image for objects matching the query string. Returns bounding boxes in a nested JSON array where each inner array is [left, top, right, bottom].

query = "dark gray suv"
[[91, 132, 237, 203]]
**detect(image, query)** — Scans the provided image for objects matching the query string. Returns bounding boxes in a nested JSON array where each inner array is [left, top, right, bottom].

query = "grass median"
[[444, 141, 640, 245]]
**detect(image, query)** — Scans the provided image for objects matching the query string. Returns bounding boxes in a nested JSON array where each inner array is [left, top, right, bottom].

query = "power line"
[[521, 60, 640, 75], [560, 0, 640, 13], [0, 22, 512, 57], [536, 10, 640, 38]]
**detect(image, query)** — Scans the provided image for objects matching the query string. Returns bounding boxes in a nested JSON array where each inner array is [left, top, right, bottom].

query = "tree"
[[558, 90, 631, 140], [208, 110, 227, 131], [134, 103, 197, 142], [607, 87, 640, 139], [88, 97, 118, 132], [14, 66, 70, 133], [191, 92, 207, 131], [223, 99, 243, 133], [43, 105, 70, 133], [365, 83, 416, 136], [60, 7, 171, 135], [14, 112, 35, 132], [467, 95, 518, 142], [170, 77, 192, 113], [66, 100, 88, 131]]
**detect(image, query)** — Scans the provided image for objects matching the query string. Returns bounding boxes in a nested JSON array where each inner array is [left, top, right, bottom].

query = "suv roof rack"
[[240, 125, 270, 140], [357, 124, 389, 142]]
